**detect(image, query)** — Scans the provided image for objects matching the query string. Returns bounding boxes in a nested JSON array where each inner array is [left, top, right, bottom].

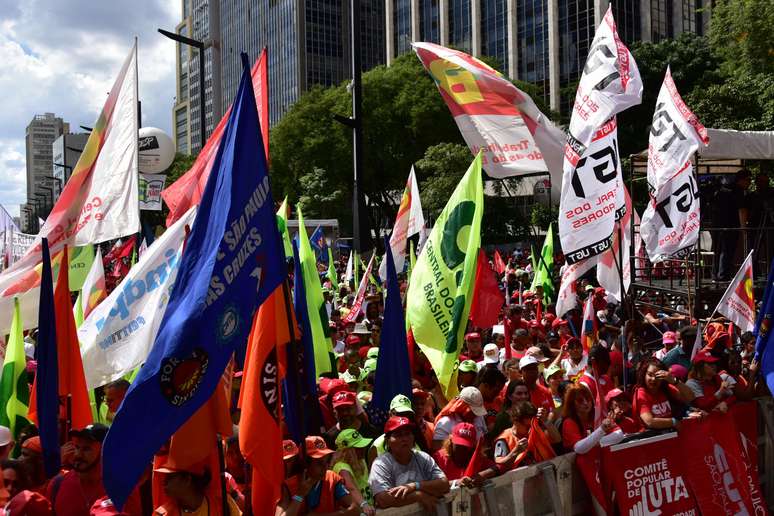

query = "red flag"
[[493, 249, 506, 275], [470, 249, 504, 328], [240, 286, 293, 514], [29, 246, 93, 430], [103, 236, 136, 279], [463, 436, 485, 478], [162, 50, 270, 227]]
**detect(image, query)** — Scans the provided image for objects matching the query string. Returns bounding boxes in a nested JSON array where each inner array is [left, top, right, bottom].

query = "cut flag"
[[296, 208, 333, 376], [277, 197, 293, 258], [102, 54, 285, 509], [327, 247, 339, 292], [344, 251, 354, 285], [379, 166, 425, 281], [105, 236, 136, 279], [715, 250, 756, 332], [162, 49, 269, 227], [530, 223, 554, 302], [0, 298, 30, 441], [79, 247, 106, 320], [371, 237, 412, 427], [470, 249, 504, 329], [407, 153, 484, 398], [493, 249, 506, 275]]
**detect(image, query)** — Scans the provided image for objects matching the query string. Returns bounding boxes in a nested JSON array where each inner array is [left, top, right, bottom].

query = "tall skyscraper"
[[52, 132, 89, 197], [24, 113, 67, 229], [385, 0, 710, 114], [172, 0, 223, 155]]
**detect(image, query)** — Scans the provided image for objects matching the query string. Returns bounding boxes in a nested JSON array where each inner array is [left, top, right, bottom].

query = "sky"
[[0, 0, 179, 218]]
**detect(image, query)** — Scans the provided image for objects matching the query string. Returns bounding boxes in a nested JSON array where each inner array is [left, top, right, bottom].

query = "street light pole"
[[158, 28, 207, 151]]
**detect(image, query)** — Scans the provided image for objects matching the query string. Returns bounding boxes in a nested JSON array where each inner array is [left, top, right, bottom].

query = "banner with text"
[[139, 173, 167, 211]]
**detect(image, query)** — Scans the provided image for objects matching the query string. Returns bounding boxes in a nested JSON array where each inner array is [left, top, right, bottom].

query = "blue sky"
[[0, 0, 179, 218]]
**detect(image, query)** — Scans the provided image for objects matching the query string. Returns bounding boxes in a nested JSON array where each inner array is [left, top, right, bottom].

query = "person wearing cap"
[[4, 490, 52, 516], [410, 389, 436, 447], [368, 416, 449, 510], [475, 367, 507, 432], [367, 394, 423, 463], [662, 325, 697, 371], [509, 329, 530, 359], [543, 364, 566, 409], [554, 337, 587, 381], [323, 391, 379, 449], [432, 422, 497, 485], [604, 389, 640, 434], [686, 349, 736, 413], [432, 387, 487, 451], [460, 333, 483, 362], [154, 459, 240, 516], [477, 343, 502, 372], [277, 436, 358, 515], [332, 429, 375, 515], [0, 426, 13, 462], [634, 357, 697, 430], [456, 360, 478, 391], [20, 436, 48, 496], [654, 331, 678, 361], [519, 355, 554, 416]]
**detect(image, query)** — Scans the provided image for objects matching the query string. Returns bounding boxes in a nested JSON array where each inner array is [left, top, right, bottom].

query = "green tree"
[[686, 72, 774, 130], [710, 0, 774, 76]]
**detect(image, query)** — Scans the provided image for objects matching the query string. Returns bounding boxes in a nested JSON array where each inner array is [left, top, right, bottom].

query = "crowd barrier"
[[379, 398, 774, 515]]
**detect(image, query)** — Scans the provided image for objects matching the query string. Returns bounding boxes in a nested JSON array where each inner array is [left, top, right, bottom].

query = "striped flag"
[[80, 247, 106, 319], [581, 296, 597, 352], [0, 298, 30, 440]]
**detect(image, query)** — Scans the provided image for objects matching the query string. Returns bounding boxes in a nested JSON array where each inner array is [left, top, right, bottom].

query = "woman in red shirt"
[[633, 358, 696, 430], [432, 423, 497, 487]]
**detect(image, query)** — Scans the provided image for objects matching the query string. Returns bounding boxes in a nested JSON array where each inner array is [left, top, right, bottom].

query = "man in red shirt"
[[519, 356, 554, 414], [579, 344, 613, 425]]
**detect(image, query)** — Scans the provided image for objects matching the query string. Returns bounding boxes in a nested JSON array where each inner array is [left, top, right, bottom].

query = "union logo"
[[160, 348, 209, 406]]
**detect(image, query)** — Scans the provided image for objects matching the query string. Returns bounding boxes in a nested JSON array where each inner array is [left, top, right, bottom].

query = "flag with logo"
[[556, 258, 597, 317], [715, 250, 755, 332], [371, 237, 412, 424], [78, 208, 196, 389], [558, 7, 642, 265], [596, 186, 637, 301], [79, 247, 107, 320], [102, 56, 285, 509], [162, 49, 270, 227], [0, 42, 139, 336], [68, 245, 95, 292], [309, 226, 328, 264], [343, 252, 375, 324], [640, 68, 708, 262], [379, 167, 425, 281], [0, 298, 29, 440], [530, 223, 554, 302], [412, 43, 565, 178], [407, 153, 484, 398]]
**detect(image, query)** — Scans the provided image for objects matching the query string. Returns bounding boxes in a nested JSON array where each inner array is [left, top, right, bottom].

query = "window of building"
[[481, 0, 508, 71], [449, 0, 471, 53], [419, 0, 440, 43], [394, 0, 412, 55], [517, 0, 549, 102]]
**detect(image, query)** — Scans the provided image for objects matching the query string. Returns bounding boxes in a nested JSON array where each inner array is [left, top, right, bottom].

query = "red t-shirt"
[[634, 385, 680, 420], [561, 417, 590, 451], [529, 384, 554, 412], [47, 471, 105, 516], [432, 449, 467, 481]]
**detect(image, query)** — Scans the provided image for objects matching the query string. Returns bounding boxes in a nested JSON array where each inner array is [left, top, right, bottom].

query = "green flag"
[[327, 247, 339, 292], [277, 197, 293, 258], [298, 208, 333, 376], [354, 250, 360, 288], [0, 299, 30, 439], [69, 245, 95, 292], [359, 256, 382, 293], [530, 223, 555, 302], [406, 153, 484, 398], [409, 240, 416, 278]]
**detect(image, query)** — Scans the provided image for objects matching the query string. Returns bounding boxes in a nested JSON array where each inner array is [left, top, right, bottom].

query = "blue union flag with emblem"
[[102, 54, 285, 508]]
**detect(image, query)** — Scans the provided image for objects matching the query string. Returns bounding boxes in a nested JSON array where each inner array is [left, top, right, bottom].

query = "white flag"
[[558, 7, 642, 265], [640, 68, 708, 262], [597, 187, 637, 302], [556, 258, 597, 317], [379, 167, 425, 281], [78, 207, 196, 388], [344, 251, 354, 284], [0, 42, 139, 335], [344, 252, 375, 323], [715, 250, 756, 332], [80, 247, 107, 320]]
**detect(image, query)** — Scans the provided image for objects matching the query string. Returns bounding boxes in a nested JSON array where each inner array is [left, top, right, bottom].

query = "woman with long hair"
[[685, 350, 734, 413], [332, 429, 375, 515], [634, 357, 696, 430]]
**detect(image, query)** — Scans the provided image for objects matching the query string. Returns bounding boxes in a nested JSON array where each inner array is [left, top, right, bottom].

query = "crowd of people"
[[0, 246, 767, 516]]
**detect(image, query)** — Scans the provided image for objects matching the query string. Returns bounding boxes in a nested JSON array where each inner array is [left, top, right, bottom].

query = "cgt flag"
[[407, 153, 484, 398], [558, 7, 642, 265], [715, 250, 755, 332], [102, 55, 285, 509]]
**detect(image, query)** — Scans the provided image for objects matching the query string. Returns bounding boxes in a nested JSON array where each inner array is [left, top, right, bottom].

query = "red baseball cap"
[[604, 388, 626, 406], [552, 318, 568, 329], [345, 334, 362, 346], [320, 378, 348, 397], [305, 436, 335, 459], [282, 439, 300, 460], [465, 332, 481, 341], [692, 349, 720, 365], [332, 390, 357, 408], [450, 422, 477, 448], [90, 497, 126, 516], [384, 416, 415, 434]]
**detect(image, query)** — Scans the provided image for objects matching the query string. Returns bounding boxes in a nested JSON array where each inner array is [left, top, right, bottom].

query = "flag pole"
[[279, 280, 307, 457], [216, 435, 228, 515]]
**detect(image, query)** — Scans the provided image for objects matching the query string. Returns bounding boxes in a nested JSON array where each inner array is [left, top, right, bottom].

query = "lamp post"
[[158, 28, 207, 150]]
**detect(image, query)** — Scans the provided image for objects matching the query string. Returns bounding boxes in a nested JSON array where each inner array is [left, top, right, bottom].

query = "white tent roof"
[[700, 129, 774, 160]]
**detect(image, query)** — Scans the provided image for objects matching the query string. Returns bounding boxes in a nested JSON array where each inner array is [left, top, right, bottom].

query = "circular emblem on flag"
[[218, 305, 240, 343], [160, 348, 209, 406], [260, 349, 280, 423]]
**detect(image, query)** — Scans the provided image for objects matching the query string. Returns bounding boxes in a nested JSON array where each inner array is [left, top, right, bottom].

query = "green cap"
[[367, 347, 379, 359], [389, 394, 414, 414], [357, 391, 373, 405], [363, 358, 378, 373], [335, 429, 373, 450], [543, 364, 564, 381], [458, 360, 478, 373]]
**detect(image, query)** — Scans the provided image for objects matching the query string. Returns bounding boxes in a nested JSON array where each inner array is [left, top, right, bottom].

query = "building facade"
[[172, 0, 224, 155], [51, 133, 89, 196], [385, 0, 710, 113], [24, 113, 68, 230]]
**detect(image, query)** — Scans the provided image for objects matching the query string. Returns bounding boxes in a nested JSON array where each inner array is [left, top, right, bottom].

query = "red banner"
[[730, 403, 768, 515], [603, 432, 698, 515]]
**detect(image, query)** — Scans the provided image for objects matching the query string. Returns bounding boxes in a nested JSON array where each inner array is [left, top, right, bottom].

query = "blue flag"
[[102, 55, 286, 508], [310, 226, 328, 264], [35, 238, 60, 478], [283, 240, 322, 442], [370, 236, 412, 427], [755, 258, 774, 393]]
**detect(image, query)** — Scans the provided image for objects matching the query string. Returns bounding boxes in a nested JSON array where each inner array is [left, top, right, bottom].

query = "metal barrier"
[[380, 398, 774, 515]]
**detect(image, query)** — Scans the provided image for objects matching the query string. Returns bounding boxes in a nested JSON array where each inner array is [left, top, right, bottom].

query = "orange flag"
[[29, 246, 93, 430], [240, 285, 296, 514]]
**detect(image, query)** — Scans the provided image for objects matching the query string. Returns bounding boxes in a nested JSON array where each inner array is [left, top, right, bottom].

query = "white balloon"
[[138, 127, 175, 173]]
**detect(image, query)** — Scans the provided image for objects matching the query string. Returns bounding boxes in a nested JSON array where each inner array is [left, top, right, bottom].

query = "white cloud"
[[0, 0, 178, 218]]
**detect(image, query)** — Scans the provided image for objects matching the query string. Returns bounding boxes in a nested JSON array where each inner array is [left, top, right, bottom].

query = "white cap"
[[24, 342, 35, 359], [458, 387, 487, 417], [0, 426, 12, 447], [483, 343, 500, 364], [519, 355, 540, 370]]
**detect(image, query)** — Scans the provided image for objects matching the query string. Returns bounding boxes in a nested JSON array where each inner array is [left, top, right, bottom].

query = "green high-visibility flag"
[[277, 197, 293, 258], [409, 240, 416, 278], [298, 208, 333, 376], [327, 247, 339, 292], [354, 251, 360, 288], [69, 245, 95, 292], [406, 153, 484, 399], [74, 291, 84, 326], [0, 299, 30, 439], [530, 223, 555, 302]]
